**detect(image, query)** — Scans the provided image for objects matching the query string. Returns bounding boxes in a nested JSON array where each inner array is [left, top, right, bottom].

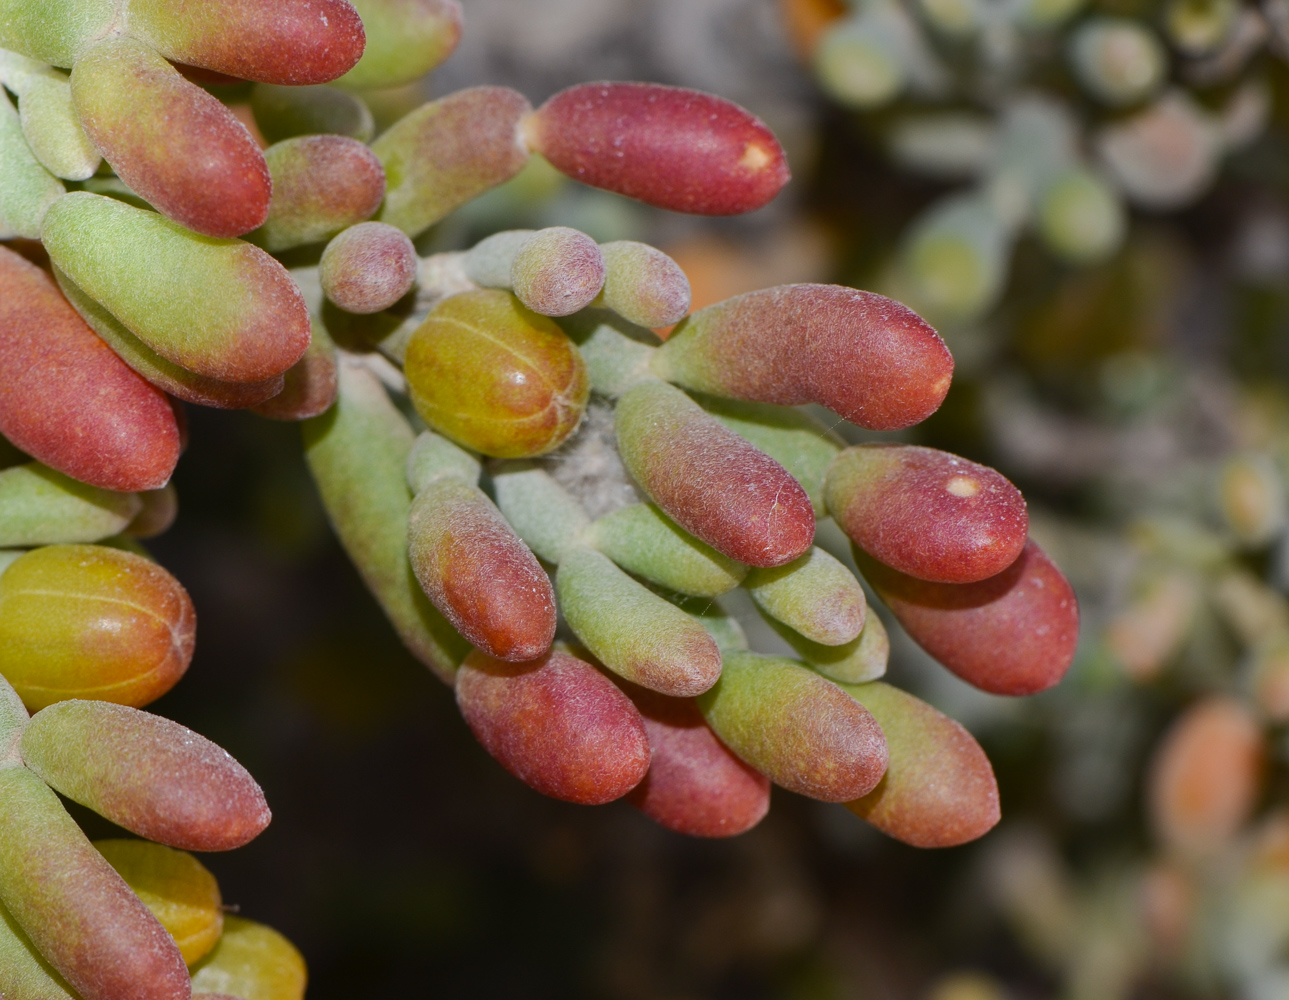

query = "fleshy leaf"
[[841, 681, 1000, 847], [744, 546, 867, 646], [23, 700, 270, 851], [588, 502, 748, 597], [614, 380, 815, 567], [696, 651, 888, 802], [404, 290, 588, 458], [373, 86, 532, 237], [557, 547, 723, 697], [455, 648, 650, 804], [510, 226, 606, 317], [0, 764, 190, 1000], [319, 221, 416, 314], [338, 0, 463, 89], [71, 37, 271, 238], [654, 285, 953, 430], [0, 88, 63, 238], [408, 477, 556, 662], [250, 83, 374, 144], [43, 194, 310, 384], [251, 319, 338, 422], [596, 241, 691, 329], [768, 608, 890, 684], [855, 540, 1078, 695], [621, 681, 770, 837], [826, 444, 1028, 584], [0, 462, 141, 546], [527, 82, 790, 215], [0, 247, 179, 491], [190, 917, 306, 1000]]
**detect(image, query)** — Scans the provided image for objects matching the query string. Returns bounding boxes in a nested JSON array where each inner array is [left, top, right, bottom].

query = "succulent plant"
[[0, 0, 1085, 995]]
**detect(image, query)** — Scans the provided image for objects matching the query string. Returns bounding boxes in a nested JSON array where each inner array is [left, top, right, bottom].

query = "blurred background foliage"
[[123, 0, 1289, 995]]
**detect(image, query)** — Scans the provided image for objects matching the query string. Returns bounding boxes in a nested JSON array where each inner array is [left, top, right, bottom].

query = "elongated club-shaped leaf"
[[404, 289, 588, 458], [250, 83, 374, 144], [22, 701, 270, 851], [840, 681, 1000, 847], [596, 241, 691, 329], [252, 319, 339, 422], [527, 82, 790, 215], [622, 682, 770, 837], [190, 917, 306, 1000], [54, 266, 287, 409], [745, 546, 867, 645], [43, 194, 310, 384], [254, 136, 385, 252], [303, 359, 469, 684], [0, 247, 179, 490], [855, 541, 1078, 695], [697, 651, 887, 802], [826, 444, 1028, 584], [373, 86, 531, 237], [0, 87, 63, 238], [409, 477, 555, 662], [456, 649, 650, 804], [655, 285, 953, 430], [71, 37, 270, 238], [94, 840, 222, 967], [320, 222, 416, 314], [0, 51, 99, 179], [0, 544, 195, 710], [338, 0, 462, 88], [127, 0, 365, 85], [557, 548, 723, 697], [0, 764, 191, 1000], [405, 430, 480, 495], [491, 463, 591, 565], [510, 227, 606, 317], [697, 395, 842, 517], [0, 896, 78, 1000], [588, 502, 748, 597], [0, 462, 140, 546], [0, 0, 114, 67], [769, 608, 890, 684], [615, 380, 814, 567]]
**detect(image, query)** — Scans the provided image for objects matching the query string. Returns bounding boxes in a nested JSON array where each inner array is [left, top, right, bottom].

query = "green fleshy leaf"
[[588, 502, 747, 597], [744, 546, 867, 646], [0, 463, 140, 547], [491, 463, 590, 565]]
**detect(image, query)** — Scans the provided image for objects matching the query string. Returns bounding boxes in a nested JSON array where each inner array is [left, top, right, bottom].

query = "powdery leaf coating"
[[190, 917, 306, 1000], [0, 462, 141, 547], [71, 38, 270, 238], [374, 87, 532, 238], [53, 265, 288, 410], [826, 444, 1028, 584], [127, 0, 365, 85], [250, 83, 375, 145], [598, 241, 691, 328], [655, 285, 953, 430], [0, 897, 78, 1000], [621, 682, 770, 838], [0, 247, 178, 489], [556, 548, 723, 697], [93, 840, 222, 967], [614, 380, 814, 568], [0, 544, 195, 711], [339, 0, 463, 89], [0, 765, 191, 1000], [745, 546, 867, 646], [840, 681, 1000, 848], [528, 82, 790, 215], [320, 222, 416, 314], [510, 227, 606, 317], [251, 319, 338, 422], [589, 502, 748, 597], [43, 194, 310, 384], [303, 360, 468, 684], [408, 478, 555, 662], [455, 649, 650, 804], [855, 540, 1078, 696], [696, 651, 887, 802], [22, 701, 269, 852], [405, 290, 589, 458], [256, 136, 386, 253], [1148, 696, 1263, 858]]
